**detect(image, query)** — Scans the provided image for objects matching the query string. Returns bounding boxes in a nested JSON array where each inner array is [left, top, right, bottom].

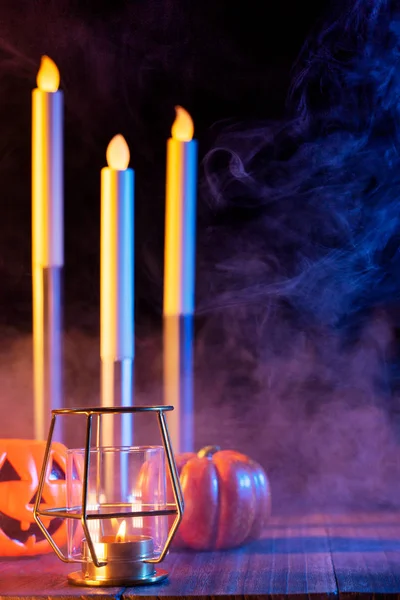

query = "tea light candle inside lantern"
[[75, 521, 164, 586]]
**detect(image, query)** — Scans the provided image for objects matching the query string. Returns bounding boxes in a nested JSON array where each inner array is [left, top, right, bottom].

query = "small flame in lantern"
[[116, 520, 126, 543], [106, 134, 130, 170], [36, 56, 60, 92], [171, 106, 194, 141]]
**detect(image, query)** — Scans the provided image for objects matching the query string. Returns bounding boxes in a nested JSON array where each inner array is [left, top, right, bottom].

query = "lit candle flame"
[[171, 106, 194, 142], [106, 134, 130, 170], [116, 520, 126, 543], [36, 56, 60, 92]]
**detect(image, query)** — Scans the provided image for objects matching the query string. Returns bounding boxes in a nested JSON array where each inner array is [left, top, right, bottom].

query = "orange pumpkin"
[[140, 446, 271, 551], [0, 439, 68, 556], [167, 446, 271, 550]]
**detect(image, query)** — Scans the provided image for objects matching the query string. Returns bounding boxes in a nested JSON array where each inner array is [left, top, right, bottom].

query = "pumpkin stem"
[[197, 445, 221, 459]]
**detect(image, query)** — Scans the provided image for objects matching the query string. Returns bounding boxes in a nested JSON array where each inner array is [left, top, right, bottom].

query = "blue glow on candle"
[[180, 314, 194, 452], [117, 168, 135, 359], [120, 357, 133, 499], [118, 169, 134, 474], [181, 141, 198, 315]]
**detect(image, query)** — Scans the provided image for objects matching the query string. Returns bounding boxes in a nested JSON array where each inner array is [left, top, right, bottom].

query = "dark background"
[[3, 0, 400, 513], [0, 0, 327, 332]]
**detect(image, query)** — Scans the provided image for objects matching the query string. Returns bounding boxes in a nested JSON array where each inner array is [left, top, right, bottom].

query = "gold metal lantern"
[[34, 406, 184, 587]]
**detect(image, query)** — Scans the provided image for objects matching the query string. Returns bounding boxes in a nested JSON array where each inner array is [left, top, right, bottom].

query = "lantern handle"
[[144, 409, 184, 564]]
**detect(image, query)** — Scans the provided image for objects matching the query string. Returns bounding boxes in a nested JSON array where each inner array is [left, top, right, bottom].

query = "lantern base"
[[67, 568, 168, 587]]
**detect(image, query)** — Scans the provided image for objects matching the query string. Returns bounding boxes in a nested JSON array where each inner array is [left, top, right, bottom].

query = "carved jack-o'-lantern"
[[0, 439, 68, 556]]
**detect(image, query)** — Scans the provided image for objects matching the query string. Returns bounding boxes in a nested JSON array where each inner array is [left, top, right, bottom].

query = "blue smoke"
[[200, 0, 400, 333]]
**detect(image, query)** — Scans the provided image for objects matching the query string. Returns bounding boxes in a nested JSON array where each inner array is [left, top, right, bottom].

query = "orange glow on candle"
[[36, 56, 60, 92], [171, 106, 194, 142]]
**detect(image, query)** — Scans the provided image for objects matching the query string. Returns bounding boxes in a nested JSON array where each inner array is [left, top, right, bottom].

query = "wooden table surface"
[[1, 512, 400, 599]]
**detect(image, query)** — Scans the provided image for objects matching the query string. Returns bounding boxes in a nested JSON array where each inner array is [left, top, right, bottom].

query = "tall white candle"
[[32, 55, 64, 441], [100, 135, 134, 467], [163, 107, 197, 453], [163, 106, 197, 316], [101, 134, 134, 364]]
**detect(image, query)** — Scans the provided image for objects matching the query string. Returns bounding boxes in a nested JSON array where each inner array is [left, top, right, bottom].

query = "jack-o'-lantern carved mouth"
[[0, 510, 63, 544]]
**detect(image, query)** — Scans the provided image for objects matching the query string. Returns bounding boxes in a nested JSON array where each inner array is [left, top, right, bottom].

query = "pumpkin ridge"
[[210, 454, 222, 550]]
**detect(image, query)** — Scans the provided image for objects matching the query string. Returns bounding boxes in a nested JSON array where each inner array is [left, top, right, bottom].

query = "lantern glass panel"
[[66, 446, 167, 561]]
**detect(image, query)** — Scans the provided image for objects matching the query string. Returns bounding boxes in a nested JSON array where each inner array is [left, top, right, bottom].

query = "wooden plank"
[[0, 553, 122, 600], [0, 516, 338, 600], [2, 512, 400, 598], [324, 512, 400, 596], [5, 514, 388, 599], [123, 515, 337, 599]]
